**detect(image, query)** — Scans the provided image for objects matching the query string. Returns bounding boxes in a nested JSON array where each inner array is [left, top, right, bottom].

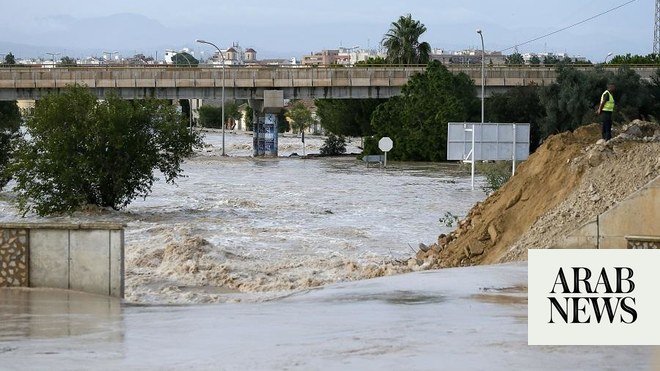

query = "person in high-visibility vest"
[[596, 83, 616, 141]]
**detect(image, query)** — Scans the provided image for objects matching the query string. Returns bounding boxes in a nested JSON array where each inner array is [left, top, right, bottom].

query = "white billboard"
[[447, 123, 530, 161]]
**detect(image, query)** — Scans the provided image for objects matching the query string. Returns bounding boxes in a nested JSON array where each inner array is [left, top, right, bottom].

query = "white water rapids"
[[0, 131, 485, 304], [1, 132, 655, 370]]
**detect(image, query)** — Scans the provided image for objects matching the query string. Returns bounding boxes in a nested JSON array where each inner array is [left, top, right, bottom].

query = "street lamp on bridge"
[[196, 39, 226, 156], [342, 45, 360, 65], [103, 51, 119, 64], [475, 29, 485, 191], [605, 52, 613, 64], [46, 52, 60, 65]]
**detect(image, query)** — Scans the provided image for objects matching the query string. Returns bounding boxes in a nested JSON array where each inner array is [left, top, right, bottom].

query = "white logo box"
[[529, 249, 660, 345]]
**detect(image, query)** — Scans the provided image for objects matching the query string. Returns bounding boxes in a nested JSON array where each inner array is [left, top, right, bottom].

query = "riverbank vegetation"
[[8, 85, 202, 215]]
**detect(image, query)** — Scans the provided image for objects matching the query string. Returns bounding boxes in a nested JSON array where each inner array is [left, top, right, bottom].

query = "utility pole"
[[655, 0, 660, 54]]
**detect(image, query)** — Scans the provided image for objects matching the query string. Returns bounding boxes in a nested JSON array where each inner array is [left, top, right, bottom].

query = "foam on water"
[[0, 132, 486, 304]]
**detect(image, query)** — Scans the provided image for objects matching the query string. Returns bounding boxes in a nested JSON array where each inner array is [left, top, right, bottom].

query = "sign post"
[[447, 123, 530, 189], [378, 137, 393, 168]]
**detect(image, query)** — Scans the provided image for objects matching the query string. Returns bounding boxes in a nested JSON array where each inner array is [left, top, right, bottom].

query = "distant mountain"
[[0, 13, 188, 59]]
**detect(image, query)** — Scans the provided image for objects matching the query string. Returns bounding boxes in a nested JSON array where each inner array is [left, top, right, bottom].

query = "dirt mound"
[[417, 120, 660, 267]]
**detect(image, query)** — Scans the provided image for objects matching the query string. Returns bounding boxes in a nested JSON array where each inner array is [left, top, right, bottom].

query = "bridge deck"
[[0, 65, 654, 101]]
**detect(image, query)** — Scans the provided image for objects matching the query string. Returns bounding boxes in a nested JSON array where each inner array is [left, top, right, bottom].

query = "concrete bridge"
[[0, 65, 656, 101]]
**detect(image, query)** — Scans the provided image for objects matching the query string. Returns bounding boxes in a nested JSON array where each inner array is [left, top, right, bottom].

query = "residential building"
[[303, 48, 383, 66], [302, 49, 340, 66], [522, 52, 589, 64], [430, 49, 506, 65]]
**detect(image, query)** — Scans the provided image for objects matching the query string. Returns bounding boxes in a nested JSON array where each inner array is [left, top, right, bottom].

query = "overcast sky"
[[0, 0, 652, 61]]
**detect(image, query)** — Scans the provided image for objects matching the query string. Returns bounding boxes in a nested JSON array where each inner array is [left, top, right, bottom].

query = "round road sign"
[[378, 137, 393, 152]]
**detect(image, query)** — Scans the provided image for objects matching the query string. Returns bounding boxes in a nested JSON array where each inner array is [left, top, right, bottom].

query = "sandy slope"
[[417, 121, 660, 267]]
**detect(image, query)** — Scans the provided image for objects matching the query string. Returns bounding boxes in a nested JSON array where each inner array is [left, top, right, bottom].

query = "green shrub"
[[477, 161, 512, 193], [320, 134, 347, 156], [10, 85, 202, 215]]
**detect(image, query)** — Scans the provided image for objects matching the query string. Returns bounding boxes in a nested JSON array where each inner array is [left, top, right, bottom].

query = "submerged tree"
[[366, 61, 479, 161], [10, 85, 202, 215], [315, 98, 384, 137], [382, 14, 431, 65], [0, 101, 21, 189], [285, 101, 313, 134]]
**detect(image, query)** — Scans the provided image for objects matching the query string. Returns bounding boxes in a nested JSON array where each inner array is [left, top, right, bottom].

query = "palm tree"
[[382, 14, 431, 65]]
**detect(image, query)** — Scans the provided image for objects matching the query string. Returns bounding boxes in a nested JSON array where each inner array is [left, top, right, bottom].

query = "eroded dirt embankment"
[[416, 121, 660, 268]]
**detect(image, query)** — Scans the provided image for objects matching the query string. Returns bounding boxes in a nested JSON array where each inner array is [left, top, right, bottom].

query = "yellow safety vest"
[[601, 90, 615, 112]]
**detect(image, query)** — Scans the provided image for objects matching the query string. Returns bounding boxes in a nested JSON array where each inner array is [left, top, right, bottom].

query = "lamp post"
[[343, 45, 360, 65], [604, 52, 613, 64], [475, 29, 485, 190], [196, 39, 226, 156], [103, 51, 118, 64], [46, 52, 60, 65]]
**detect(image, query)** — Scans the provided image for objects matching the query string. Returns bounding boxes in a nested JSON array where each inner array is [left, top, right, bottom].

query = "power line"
[[499, 0, 637, 53], [655, 0, 659, 54]]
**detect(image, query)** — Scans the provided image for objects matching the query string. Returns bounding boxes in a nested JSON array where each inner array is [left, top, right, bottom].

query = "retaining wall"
[[557, 175, 660, 249], [0, 223, 124, 297]]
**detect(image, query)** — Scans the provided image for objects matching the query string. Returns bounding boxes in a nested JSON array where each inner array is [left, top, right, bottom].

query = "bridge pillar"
[[252, 91, 284, 157]]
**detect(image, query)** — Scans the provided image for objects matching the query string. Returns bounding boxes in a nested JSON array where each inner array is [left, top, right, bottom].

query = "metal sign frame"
[[447, 122, 531, 189]]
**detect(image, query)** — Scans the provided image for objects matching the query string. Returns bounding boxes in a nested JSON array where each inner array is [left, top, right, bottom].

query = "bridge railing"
[[0, 65, 655, 91]]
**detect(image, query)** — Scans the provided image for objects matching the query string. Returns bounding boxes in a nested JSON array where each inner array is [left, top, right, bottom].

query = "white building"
[[207, 43, 258, 66], [522, 52, 589, 64], [430, 49, 506, 65]]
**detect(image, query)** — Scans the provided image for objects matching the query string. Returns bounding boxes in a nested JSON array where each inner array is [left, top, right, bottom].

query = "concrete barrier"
[[557, 175, 660, 249], [0, 223, 124, 297]]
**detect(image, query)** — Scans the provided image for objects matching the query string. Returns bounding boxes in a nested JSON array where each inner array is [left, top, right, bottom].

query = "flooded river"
[[0, 132, 485, 304], [1, 132, 655, 370]]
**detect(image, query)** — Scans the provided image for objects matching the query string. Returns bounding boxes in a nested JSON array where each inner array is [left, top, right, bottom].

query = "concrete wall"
[[557, 175, 660, 249], [5, 65, 656, 101], [0, 223, 124, 297]]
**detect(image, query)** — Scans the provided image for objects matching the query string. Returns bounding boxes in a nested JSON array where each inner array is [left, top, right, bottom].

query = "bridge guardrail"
[[0, 65, 655, 99]]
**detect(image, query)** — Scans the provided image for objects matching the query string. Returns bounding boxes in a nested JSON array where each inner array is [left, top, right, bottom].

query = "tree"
[[355, 56, 387, 66], [3, 52, 16, 65], [225, 102, 242, 130], [315, 98, 385, 137], [198, 102, 241, 129], [505, 52, 524, 65], [59, 56, 77, 66], [609, 53, 660, 65], [198, 105, 223, 128], [382, 14, 431, 65], [172, 52, 199, 67], [130, 53, 154, 65], [244, 105, 254, 131], [647, 69, 660, 119], [10, 85, 202, 215], [285, 101, 313, 134], [366, 61, 479, 161], [539, 65, 654, 138], [486, 85, 545, 151], [0, 101, 21, 189], [543, 55, 561, 65], [320, 134, 347, 156], [529, 55, 541, 65]]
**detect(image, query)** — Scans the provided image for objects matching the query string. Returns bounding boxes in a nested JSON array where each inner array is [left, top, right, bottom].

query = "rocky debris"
[[418, 243, 430, 252], [414, 121, 660, 269]]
